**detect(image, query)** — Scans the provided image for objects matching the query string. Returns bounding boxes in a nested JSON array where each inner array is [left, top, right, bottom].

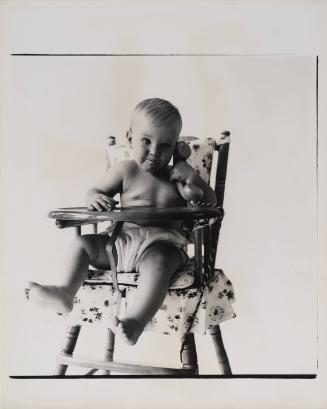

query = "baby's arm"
[[169, 161, 217, 205], [86, 161, 128, 211]]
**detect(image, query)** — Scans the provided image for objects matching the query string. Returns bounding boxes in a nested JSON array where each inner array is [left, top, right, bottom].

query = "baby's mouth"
[[146, 157, 160, 164]]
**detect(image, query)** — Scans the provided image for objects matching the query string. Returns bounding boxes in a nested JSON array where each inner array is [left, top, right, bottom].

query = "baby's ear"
[[126, 129, 133, 145]]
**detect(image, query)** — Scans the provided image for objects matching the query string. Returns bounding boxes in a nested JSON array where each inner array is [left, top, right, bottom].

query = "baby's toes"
[[25, 288, 31, 300], [117, 322, 125, 334], [118, 323, 129, 340], [111, 316, 119, 328], [25, 281, 38, 300]]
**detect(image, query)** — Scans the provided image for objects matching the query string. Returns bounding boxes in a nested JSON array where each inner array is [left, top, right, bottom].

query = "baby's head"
[[127, 98, 183, 174]]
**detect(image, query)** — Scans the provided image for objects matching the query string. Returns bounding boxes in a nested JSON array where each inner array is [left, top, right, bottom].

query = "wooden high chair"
[[49, 131, 235, 376]]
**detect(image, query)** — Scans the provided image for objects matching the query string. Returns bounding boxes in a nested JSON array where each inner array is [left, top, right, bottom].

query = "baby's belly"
[[124, 219, 184, 231]]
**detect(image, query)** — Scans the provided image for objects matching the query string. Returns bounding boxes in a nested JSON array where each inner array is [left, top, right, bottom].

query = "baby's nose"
[[149, 147, 160, 159]]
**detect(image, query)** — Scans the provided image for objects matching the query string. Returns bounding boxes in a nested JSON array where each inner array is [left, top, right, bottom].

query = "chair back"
[[105, 132, 230, 280], [207, 132, 230, 279]]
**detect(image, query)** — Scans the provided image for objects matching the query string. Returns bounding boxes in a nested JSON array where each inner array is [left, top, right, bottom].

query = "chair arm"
[[49, 206, 223, 225], [55, 219, 101, 229], [49, 206, 223, 249], [49, 207, 107, 230]]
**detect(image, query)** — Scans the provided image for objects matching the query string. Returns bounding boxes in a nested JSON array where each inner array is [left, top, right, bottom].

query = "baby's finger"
[[98, 198, 113, 210], [101, 196, 119, 206], [90, 201, 104, 212], [170, 171, 182, 182]]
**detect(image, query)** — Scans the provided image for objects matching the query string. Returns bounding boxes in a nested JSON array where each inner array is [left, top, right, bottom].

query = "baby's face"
[[130, 111, 180, 174]]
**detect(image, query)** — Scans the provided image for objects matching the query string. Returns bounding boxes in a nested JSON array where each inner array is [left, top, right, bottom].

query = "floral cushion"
[[180, 136, 215, 183], [63, 269, 236, 338]]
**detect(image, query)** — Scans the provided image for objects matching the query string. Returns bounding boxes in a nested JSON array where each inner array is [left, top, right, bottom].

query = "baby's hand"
[[169, 161, 194, 184], [86, 194, 119, 211], [170, 161, 204, 202]]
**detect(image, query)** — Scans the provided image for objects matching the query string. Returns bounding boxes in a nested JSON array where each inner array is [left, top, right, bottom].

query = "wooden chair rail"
[[57, 353, 195, 375]]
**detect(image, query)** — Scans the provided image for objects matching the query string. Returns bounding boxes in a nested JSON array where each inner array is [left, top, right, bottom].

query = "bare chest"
[[122, 171, 184, 207]]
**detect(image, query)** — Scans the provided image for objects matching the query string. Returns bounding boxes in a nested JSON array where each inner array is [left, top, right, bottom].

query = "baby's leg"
[[112, 242, 184, 345], [27, 234, 111, 313]]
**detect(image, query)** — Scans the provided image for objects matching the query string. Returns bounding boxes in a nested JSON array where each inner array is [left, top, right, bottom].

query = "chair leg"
[[105, 329, 115, 361], [180, 333, 198, 374], [209, 325, 232, 374], [96, 329, 116, 375], [55, 325, 81, 375]]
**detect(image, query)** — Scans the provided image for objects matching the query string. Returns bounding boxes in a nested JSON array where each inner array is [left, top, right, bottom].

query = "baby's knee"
[[70, 234, 100, 261], [140, 243, 183, 274]]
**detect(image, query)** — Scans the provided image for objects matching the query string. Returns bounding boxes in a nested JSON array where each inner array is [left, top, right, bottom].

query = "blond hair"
[[133, 98, 182, 133]]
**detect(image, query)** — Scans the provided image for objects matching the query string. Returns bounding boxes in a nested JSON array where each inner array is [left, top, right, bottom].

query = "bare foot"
[[25, 281, 74, 313], [110, 316, 145, 346]]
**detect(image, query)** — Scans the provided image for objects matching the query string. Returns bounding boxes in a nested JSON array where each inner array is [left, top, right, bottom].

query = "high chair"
[[48, 131, 235, 376]]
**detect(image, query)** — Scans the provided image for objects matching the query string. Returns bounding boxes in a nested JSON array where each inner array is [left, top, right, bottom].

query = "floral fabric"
[[65, 269, 236, 338]]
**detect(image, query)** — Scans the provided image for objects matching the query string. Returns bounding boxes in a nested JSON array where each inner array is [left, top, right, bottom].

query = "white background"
[[1, 1, 326, 409]]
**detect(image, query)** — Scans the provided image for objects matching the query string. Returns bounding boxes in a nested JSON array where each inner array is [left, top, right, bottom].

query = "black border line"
[[316, 55, 319, 373], [10, 374, 317, 379], [11, 53, 301, 57], [8, 52, 319, 380]]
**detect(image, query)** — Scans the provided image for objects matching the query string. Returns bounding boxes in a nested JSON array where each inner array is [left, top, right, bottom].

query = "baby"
[[28, 98, 217, 345]]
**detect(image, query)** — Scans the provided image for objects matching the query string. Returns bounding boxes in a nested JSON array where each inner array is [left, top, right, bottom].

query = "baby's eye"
[[141, 138, 151, 145], [161, 143, 171, 149]]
